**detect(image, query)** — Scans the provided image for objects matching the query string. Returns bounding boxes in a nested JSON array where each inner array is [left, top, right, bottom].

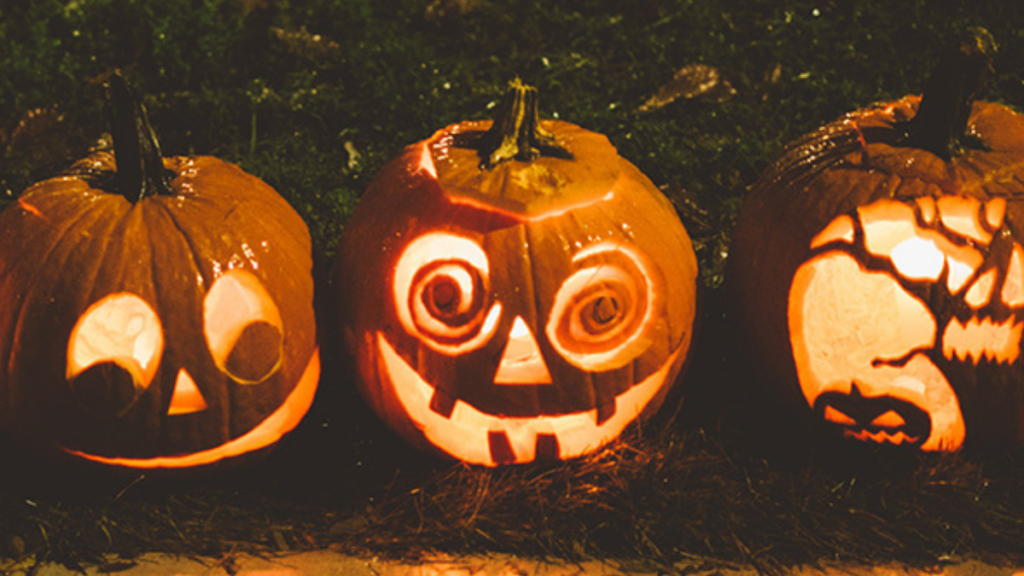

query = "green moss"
[[2, 0, 1021, 265]]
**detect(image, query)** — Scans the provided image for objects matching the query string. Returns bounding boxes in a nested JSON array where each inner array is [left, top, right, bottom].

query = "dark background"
[[2, 0, 1024, 573]]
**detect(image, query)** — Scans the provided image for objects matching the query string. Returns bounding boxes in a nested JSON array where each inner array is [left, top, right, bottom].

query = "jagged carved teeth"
[[843, 428, 920, 446]]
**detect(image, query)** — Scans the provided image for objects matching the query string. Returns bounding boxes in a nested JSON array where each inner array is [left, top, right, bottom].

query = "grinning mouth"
[[65, 348, 321, 469], [817, 388, 930, 450], [843, 428, 920, 446], [378, 333, 679, 466]]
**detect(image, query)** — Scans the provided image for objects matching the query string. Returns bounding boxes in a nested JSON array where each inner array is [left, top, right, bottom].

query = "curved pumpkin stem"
[[477, 78, 570, 168], [905, 27, 997, 159], [108, 71, 175, 201]]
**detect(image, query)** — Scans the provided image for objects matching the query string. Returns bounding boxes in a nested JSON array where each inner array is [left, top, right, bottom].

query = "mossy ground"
[[2, 0, 1024, 574]]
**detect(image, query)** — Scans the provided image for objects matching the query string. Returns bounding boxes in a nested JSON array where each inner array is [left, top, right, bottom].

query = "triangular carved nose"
[[167, 369, 208, 415], [494, 316, 552, 385]]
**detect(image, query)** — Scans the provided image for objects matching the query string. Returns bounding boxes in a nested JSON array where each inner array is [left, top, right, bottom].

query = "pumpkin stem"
[[108, 71, 175, 201], [477, 78, 570, 168], [905, 27, 997, 159]]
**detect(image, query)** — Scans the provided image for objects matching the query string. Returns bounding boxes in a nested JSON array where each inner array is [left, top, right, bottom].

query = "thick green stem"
[[477, 78, 568, 168], [905, 27, 997, 159], [108, 71, 174, 202]]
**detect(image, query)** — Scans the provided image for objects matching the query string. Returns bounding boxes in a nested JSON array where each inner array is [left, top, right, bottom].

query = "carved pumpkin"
[[0, 74, 319, 469], [335, 80, 698, 466], [730, 29, 1024, 451]]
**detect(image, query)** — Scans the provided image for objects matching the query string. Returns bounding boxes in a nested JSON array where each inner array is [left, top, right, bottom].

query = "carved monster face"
[[789, 196, 1024, 451]]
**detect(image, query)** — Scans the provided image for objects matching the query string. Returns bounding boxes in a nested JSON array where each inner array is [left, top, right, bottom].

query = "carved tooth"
[[429, 388, 458, 418], [986, 198, 1007, 230], [534, 433, 560, 461], [487, 430, 516, 465], [1002, 245, 1024, 307]]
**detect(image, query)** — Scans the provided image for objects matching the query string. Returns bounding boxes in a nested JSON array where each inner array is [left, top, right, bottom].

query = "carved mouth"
[[843, 428, 921, 446], [64, 348, 320, 469], [816, 388, 930, 449], [378, 333, 678, 466]]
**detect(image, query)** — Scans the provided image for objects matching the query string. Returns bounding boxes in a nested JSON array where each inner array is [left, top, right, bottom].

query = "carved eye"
[[204, 269, 284, 384], [394, 232, 501, 355], [67, 293, 164, 416], [547, 242, 657, 371]]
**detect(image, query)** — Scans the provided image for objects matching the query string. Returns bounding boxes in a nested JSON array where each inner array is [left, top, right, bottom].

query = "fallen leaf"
[[271, 26, 343, 65], [424, 0, 482, 24], [637, 64, 735, 113]]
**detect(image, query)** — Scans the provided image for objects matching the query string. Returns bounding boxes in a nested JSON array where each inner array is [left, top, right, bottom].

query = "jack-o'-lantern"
[[335, 80, 698, 466], [0, 74, 319, 470], [730, 28, 1024, 451]]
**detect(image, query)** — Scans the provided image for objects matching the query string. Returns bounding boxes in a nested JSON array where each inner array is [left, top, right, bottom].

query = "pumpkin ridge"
[[221, 196, 312, 279], [521, 223, 546, 414], [150, 200, 209, 292], [963, 157, 1024, 194], [760, 123, 863, 194], [145, 184, 312, 442], [2, 199, 129, 444], [81, 204, 153, 310], [6, 197, 126, 356], [170, 159, 313, 264]]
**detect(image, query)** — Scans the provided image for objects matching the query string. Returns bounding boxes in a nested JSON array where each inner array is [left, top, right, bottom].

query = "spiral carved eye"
[[394, 232, 501, 355], [547, 242, 658, 371]]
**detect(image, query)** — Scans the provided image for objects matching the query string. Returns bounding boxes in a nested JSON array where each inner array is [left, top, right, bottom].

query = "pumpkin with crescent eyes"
[[335, 80, 699, 466], [0, 74, 319, 470], [730, 29, 1024, 452]]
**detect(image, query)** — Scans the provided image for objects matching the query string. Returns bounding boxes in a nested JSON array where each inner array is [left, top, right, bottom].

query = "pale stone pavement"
[[2, 551, 1022, 576]]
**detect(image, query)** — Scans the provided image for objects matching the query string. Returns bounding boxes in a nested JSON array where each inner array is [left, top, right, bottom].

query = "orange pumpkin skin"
[[730, 94, 1024, 452], [336, 109, 699, 466], [0, 151, 319, 469]]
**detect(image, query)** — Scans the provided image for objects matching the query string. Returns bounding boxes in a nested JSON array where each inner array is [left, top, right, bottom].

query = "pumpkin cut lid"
[[424, 79, 623, 219]]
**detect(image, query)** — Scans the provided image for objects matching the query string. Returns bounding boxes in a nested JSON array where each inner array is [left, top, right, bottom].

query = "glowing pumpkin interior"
[[789, 196, 1023, 451]]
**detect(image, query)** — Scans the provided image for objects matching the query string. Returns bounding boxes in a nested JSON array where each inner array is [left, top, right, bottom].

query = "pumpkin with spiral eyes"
[[335, 80, 699, 466], [0, 74, 319, 470], [730, 29, 1024, 452]]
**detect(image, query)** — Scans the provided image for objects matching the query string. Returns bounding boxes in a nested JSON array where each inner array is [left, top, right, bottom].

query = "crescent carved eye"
[[393, 232, 501, 355], [547, 242, 658, 371], [67, 293, 164, 416], [204, 269, 284, 384]]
